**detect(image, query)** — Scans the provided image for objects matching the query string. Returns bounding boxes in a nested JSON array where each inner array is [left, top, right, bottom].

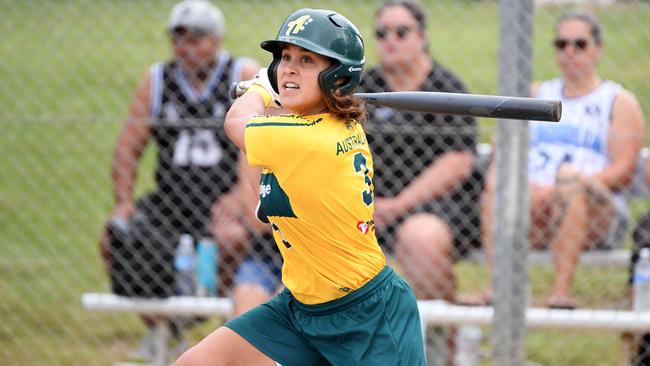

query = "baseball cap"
[[168, 0, 225, 37]]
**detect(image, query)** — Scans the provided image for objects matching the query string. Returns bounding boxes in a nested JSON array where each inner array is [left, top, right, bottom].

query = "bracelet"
[[246, 84, 272, 107]]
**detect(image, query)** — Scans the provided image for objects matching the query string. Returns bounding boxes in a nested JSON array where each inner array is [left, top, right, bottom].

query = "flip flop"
[[547, 296, 577, 310]]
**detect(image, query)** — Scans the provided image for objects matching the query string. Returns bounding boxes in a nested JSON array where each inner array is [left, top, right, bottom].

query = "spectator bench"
[[81, 293, 650, 366]]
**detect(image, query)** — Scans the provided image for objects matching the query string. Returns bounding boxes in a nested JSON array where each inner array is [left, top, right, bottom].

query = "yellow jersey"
[[244, 113, 386, 304]]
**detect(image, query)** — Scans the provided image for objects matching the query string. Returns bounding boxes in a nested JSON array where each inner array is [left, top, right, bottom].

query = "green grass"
[[1, 0, 650, 365]]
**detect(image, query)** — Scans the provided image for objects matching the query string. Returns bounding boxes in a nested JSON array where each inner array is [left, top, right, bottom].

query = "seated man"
[[471, 11, 644, 309], [99, 0, 280, 360]]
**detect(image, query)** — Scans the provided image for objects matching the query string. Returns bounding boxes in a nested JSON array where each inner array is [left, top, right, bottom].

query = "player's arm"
[[111, 71, 152, 217], [236, 154, 267, 231], [593, 89, 645, 191], [224, 92, 266, 153], [224, 68, 279, 154]]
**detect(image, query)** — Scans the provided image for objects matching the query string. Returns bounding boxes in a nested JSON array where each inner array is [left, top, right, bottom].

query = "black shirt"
[[358, 61, 482, 253], [150, 53, 241, 206]]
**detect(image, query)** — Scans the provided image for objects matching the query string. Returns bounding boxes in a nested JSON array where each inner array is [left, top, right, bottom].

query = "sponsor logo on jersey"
[[356, 220, 375, 235], [259, 183, 272, 198], [339, 286, 353, 293], [258, 173, 297, 218]]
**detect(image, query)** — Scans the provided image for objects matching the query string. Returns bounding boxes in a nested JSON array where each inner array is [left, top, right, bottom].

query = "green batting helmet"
[[261, 8, 365, 98]]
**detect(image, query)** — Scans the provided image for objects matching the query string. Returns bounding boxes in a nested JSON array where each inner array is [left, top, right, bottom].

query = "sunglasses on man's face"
[[553, 38, 590, 51], [169, 27, 208, 41], [375, 25, 414, 40]]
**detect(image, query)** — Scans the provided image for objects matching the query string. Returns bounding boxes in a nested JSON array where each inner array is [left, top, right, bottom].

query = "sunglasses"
[[553, 38, 590, 51], [169, 27, 208, 40], [375, 25, 414, 40]]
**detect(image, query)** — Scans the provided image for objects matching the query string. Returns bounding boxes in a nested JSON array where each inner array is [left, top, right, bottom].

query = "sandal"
[[547, 295, 577, 310]]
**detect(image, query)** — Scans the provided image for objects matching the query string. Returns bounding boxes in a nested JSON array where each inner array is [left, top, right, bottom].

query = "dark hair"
[[376, 0, 427, 31], [556, 11, 603, 45], [323, 92, 366, 125]]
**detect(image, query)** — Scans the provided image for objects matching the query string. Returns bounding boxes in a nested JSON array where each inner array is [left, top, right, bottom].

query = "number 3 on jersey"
[[353, 152, 374, 206]]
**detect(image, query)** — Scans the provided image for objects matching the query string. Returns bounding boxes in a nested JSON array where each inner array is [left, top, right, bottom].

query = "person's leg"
[[529, 184, 556, 249], [232, 284, 273, 317], [548, 177, 614, 307], [205, 195, 251, 296], [102, 193, 178, 359], [458, 178, 554, 306], [479, 168, 496, 296], [394, 213, 455, 301], [231, 256, 282, 317], [176, 326, 276, 366], [394, 213, 454, 366], [179, 290, 326, 366], [548, 179, 587, 306], [215, 232, 249, 296]]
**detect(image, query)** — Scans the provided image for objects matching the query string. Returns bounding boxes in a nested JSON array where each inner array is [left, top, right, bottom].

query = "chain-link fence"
[[2, 0, 650, 365]]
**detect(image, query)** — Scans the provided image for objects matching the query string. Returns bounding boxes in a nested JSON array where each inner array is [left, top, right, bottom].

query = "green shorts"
[[225, 266, 425, 366]]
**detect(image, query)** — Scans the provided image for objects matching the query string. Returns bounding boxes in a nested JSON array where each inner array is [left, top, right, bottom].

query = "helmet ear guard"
[[266, 51, 281, 94], [317, 60, 363, 97]]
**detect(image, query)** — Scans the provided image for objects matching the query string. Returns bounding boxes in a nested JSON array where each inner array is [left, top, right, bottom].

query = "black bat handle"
[[229, 82, 240, 101]]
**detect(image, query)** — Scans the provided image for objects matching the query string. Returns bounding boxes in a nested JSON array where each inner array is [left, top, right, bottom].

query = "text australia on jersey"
[[336, 132, 367, 156]]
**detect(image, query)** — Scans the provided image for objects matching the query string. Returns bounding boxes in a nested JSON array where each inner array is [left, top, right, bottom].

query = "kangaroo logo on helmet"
[[285, 15, 313, 36]]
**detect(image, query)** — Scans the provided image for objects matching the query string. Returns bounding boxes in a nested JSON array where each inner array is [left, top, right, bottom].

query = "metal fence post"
[[492, 0, 534, 365]]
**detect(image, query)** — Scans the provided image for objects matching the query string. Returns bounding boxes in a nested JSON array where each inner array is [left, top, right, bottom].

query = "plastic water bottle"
[[174, 234, 196, 296], [634, 247, 650, 312], [455, 325, 482, 366], [196, 237, 218, 297]]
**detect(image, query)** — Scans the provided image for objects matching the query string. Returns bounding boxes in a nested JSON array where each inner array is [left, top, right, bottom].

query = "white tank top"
[[528, 78, 621, 187]]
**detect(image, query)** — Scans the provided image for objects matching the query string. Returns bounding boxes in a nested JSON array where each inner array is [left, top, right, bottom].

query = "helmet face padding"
[[261, 9, 365, 98]]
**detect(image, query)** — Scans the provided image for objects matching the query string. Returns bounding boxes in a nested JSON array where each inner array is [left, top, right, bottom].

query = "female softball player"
[[176, 8, 425, 366]]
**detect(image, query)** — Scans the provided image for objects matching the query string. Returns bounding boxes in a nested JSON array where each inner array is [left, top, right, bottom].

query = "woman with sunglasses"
[[477, 11, 645, 310], [177, 8, 425, 366], [358, 1, 480, 361]]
